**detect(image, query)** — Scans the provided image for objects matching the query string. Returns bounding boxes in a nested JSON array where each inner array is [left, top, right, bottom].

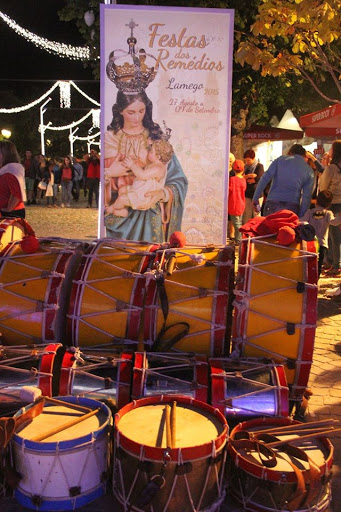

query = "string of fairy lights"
[[0, 10, 91, 60], [0, 9, 101, 150]]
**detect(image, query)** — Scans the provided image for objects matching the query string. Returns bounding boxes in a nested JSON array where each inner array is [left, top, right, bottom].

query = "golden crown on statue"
[[106, 19, 158, 94]]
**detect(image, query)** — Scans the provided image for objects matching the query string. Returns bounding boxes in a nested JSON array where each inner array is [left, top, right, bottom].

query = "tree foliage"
[[236, 0, 341, 103]]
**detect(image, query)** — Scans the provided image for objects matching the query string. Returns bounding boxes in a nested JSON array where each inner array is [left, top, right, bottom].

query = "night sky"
[[0, 1, 94, 82]]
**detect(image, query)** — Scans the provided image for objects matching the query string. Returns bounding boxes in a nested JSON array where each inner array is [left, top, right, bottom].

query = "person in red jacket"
[[87, 149, 100, 208], [228, 159, 246, 245], [0, 140, 27, 218]]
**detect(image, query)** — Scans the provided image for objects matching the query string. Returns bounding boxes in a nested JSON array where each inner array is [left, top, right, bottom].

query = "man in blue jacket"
[[252, 144, 314, 217]]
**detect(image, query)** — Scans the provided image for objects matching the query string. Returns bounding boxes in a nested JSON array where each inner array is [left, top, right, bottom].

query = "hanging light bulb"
[[59, 81, 71, 108], [84, 10, 95, 27]]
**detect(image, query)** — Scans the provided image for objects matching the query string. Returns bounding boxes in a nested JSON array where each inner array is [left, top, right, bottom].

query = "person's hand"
[[105, 153, 129, 178], [144, 189, 166, 204], [253, 200, 261, 213], [124, 156, 137, 169]]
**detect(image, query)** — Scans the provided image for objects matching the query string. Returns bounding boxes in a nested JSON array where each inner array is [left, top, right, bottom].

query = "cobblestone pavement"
[[1, 204, 341, 511]]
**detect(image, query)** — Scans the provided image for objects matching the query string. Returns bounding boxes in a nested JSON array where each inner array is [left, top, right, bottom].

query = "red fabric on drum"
[[241, 210, 299, 237]]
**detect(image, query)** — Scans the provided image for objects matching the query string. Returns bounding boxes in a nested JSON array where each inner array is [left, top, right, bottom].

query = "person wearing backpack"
[[60, 156, 74, 208]]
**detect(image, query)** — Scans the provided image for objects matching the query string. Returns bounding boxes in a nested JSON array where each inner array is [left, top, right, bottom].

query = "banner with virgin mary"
[[100, 5, 234, 245]]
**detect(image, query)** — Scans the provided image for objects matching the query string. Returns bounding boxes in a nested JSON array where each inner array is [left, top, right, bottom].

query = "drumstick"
[[265, 428, 341, 449], [171, 401, 176, 448], [253, 419, 337, 435], [31, 407, 101, 442], [165, 405, 172, 449], [44, 397, 92, 413], [254, 426, 340, 437]]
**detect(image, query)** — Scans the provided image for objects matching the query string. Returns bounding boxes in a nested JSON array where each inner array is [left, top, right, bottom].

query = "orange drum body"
[[232, 235, 318, 401], [0, 239, 84, 345], [114, 395, 228, 512], [210, 358, 289, 419], [132, 352, 208, 403], [67, 241, 158, 348], [67, 241, 234, 356], [144, 245, 235, 356], [228, 417, 333, 512]]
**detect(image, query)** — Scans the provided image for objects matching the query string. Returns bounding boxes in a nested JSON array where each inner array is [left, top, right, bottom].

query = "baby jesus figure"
[[106, 138, 174, 217]]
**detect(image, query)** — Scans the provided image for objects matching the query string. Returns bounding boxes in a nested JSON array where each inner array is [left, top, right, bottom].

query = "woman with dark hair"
[[60, 156, 74, 208], [104, 90, 188, 242], [318, 140, 341, 275], [0, 140, 26, 218]]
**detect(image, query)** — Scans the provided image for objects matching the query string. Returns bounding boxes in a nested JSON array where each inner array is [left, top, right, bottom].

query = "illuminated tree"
[[236, 0, 341, 104]]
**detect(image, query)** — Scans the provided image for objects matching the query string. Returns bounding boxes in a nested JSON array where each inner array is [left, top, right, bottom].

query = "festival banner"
[[100, 5, 234, 244]]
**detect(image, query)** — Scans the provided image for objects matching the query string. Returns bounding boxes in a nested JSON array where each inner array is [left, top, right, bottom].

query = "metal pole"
[[69, 127, 79, 156], [40, 97, 52, 155]]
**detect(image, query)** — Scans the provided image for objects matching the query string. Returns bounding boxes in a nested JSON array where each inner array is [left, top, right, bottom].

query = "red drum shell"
[[228, 417, 333, 512], [210, 358, 289, 419], [59, 348, 133, 409], [114, 395, 228, 512], [0, 343, 63, 408]]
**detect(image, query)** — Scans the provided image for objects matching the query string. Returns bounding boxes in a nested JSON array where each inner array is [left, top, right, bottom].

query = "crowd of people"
[[228, 140, 341, 278], [1, 137, 341, 279], [22, 148, 100, 210]]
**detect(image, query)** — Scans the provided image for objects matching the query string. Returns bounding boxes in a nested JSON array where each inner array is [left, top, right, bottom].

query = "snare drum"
[[210, 358, 289, 419], [132, 352, 208, 403], [12, 396, 112, 511], [67, 240, 159, 348], [0, 217, 27, 253], [0, 238, 86, 345], [59, 347, 133, 408], [232, 235, 318, 399], [113, 395, 228, 512], [144, 245, 235, 356], [228, 417, 333, 512], [0, 343, 63, 412]]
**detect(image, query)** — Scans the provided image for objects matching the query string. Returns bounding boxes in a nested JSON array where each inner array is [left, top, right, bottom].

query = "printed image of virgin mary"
[[104, 21, 188, 243]]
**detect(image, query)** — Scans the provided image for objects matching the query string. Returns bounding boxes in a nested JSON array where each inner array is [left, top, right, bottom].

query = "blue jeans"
[[263, 199, 300, 217], [62, 180, 73, 205], [328, 203, 341, 269]]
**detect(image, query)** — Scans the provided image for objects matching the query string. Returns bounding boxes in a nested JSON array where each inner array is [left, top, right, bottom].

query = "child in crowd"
[[228, 159, 246, 245], [300, 190, 341, 277], [105, 138, 173, 217]]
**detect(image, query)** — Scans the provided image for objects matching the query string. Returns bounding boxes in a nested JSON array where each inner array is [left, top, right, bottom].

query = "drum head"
[[118, 402, 223, 449]]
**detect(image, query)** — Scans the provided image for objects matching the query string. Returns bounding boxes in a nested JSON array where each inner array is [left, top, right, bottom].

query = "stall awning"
[[305, 126, 341, 138], [300, 104, 341, 130], [244, 125, 303, 142]]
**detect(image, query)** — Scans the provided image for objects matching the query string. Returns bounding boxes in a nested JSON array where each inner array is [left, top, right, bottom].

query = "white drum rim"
[[13, 396, 111, 452]]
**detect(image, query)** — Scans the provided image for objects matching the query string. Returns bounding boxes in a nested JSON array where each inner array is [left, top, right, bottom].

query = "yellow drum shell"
[[232, 236, 318, 398]]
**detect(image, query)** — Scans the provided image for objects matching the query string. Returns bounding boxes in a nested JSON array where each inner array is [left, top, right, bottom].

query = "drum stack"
[[0, 226, 335, 512]]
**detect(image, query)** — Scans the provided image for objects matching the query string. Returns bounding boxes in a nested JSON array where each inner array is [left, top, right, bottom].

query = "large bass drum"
[[232, 235, 318, 401], [0, 238, 86, 345], [66, 240, 159, 348], [145, 245, 235, 356]]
